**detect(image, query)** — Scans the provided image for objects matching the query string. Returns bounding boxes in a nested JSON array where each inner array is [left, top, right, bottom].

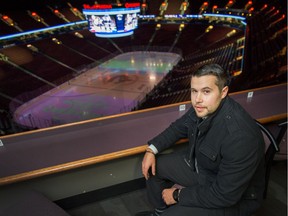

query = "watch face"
[[173, 189, 179, 202]]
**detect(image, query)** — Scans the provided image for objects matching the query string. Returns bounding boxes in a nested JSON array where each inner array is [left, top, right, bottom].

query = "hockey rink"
[[13, 51, 181, 128]]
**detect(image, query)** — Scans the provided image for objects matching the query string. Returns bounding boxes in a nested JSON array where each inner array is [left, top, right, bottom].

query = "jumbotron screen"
[[83, 3, 140, 38]]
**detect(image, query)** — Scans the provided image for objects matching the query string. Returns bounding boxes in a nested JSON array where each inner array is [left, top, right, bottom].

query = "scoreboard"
[[83, 3, 140, 38]]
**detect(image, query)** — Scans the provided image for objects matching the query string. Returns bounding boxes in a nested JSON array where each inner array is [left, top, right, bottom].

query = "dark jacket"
[[148, 96, 265, 211]]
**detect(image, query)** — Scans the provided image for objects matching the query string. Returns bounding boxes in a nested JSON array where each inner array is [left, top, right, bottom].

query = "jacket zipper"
[[187, 127, 201, 173], [194, 131, 201, 173]]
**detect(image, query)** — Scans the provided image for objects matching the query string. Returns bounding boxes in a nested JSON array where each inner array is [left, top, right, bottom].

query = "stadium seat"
[[255, 121, 279, 199], [274, 121, 287, 161], [251, 122, 279, 215]]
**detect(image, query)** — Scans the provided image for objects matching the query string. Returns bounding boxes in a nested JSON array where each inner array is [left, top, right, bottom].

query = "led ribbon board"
[[83, 3, 140, 38]]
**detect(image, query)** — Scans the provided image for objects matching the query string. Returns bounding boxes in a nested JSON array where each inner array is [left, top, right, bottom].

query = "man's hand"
[[162, 188, 177, 205], [142, 149, 156, 180]]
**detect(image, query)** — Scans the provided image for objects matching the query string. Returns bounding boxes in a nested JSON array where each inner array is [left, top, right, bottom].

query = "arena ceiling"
[[1, 0, 286, 15]]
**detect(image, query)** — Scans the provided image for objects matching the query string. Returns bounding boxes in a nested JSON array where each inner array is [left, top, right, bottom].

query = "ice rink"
[[13, 51, 181, 128]]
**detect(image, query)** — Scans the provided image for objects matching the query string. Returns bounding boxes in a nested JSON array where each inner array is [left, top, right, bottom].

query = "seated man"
[[137, 64, 265, 216]]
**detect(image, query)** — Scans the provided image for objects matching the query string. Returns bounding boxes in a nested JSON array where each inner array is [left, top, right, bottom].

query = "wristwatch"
[[173, 189, 179, 202]]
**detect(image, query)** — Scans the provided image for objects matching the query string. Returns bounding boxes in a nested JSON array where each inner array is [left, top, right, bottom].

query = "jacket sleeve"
[[148, 108, 193, 153], [179, 132, 264, 208]]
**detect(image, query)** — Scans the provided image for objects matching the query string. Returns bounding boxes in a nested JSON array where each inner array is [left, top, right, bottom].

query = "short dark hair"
[[192, 64, 230, 90]]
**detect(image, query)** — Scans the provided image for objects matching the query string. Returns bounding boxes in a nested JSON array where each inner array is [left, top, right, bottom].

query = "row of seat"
[[135, 32, 246, 109], [241, 5, 287, 89]]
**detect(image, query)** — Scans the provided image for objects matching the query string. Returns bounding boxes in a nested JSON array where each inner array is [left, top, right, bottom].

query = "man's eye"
[[204, 90, 210, 94]]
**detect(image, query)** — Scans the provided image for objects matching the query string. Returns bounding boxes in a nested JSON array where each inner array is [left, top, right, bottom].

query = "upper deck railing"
[[0, 83, 286, 185]]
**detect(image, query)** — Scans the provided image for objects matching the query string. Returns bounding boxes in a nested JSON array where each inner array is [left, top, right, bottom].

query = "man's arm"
[[142, 108, 193, 179], [142, 148, 156, 180], [148, 108, 193, 152]]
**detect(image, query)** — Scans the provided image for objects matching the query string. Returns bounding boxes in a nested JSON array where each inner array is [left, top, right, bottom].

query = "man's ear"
[[221, 86, 229, 99]]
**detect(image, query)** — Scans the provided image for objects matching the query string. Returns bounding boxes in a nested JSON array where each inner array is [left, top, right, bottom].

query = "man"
[[137, 64, 265, 216]]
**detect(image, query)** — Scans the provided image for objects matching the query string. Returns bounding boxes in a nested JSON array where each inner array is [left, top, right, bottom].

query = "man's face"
[[190, 75, 228, 118]]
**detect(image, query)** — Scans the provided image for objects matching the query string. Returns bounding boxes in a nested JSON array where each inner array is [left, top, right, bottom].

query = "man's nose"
[[195, 93, 203, 102]]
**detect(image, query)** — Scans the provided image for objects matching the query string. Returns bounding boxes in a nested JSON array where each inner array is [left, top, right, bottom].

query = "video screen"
[[83, 4, 140, 38], [86, 13, 138, 37]]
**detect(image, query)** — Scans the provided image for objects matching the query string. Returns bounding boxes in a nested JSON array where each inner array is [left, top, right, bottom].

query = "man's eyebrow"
[[191, 87, 213, 90], [202, 87, 213, 90]]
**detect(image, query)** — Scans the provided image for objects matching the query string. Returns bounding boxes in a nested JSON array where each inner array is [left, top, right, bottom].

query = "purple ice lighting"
[[14, 51, 181, 128]]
